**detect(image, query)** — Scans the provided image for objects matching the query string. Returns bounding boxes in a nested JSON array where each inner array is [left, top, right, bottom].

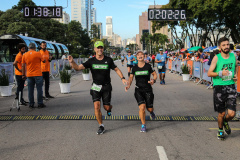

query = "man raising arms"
[[68, 41, 128, 135]]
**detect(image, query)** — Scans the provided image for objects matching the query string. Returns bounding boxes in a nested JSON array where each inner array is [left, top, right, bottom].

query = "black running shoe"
[[20, 101, 27, 106], [29, 104, 35, 109], [107, 111, 111, 116], [97, 126, 105, 135], [38, 104, 46, 108], [150, 112, 156, 119], [21, 99, 29, 103], [46, 95, 54, 98], [223, 119, 231, 135]]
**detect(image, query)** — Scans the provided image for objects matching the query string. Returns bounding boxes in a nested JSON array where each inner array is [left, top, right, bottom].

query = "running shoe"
[[223, 119, 231, 135], [38, 104, 46, 108], [150, 112, 156, 119], [46, 95, 54, 98], [140, 124, 146, 133], [163, 79, 165, 85], [107, 111, 111, 116], [160, 81, 163, 85], [97, 126, 105, 135], [217, 130, 225, 140]]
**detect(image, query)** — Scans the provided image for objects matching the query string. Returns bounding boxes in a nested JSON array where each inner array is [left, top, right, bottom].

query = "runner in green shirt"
[[208, 37, 238, 140]]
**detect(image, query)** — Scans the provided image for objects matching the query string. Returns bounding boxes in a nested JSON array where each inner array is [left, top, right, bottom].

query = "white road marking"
[[156, 146, 168, 160]]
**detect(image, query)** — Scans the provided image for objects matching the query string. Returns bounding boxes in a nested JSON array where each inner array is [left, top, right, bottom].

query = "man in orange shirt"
[[22, 43, 46, 108], [40, 41, 54, 98], [13, 43, 28, 105]]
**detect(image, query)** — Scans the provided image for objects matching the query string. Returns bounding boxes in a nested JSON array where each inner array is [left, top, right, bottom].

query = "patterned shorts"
[[213, 84, 236, 113]]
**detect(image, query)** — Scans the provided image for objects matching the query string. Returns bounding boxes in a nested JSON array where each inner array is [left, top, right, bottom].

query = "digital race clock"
[[23, 6, 63, 18], [148, 9, 186, 21]]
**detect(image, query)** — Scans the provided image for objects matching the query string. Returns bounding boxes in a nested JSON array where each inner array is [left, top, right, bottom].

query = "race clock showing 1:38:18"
[[148, 9, 186, 21], [23, 6, 63, 18]]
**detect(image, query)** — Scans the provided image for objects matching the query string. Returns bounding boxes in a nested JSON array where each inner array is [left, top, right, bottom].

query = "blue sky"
[[0, 0, 169, 40]]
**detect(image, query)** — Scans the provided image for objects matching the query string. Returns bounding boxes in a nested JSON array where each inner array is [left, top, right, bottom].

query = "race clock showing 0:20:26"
[[148, 9, 186, 21], [23, 6, 63, 18]]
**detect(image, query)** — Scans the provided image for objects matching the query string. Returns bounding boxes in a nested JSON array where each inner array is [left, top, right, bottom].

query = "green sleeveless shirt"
[[213, 52, 236, 86]]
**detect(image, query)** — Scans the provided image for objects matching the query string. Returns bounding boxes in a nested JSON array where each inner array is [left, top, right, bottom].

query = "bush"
[[181, 64, 190, 74], [64, 64, 72, 70], [60, 69, 71, 83], [0, 69, 9, 86], [82, 68, 90, 74]]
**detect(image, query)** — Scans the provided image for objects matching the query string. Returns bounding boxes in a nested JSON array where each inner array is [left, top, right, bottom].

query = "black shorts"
[[213, 84, 237, 113], [158, 65, 166, 73], [90, 84, 112, 105], [134, 87, 154, 108], [127, 64, 133, 68]]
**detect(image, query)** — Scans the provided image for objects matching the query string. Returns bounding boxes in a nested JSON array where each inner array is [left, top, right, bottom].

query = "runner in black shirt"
[[68, 41, 128, 135], [125, 50, 157, 132]]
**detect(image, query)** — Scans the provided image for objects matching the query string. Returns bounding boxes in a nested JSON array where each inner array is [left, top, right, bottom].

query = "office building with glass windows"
[[71, 0, 94, 34]]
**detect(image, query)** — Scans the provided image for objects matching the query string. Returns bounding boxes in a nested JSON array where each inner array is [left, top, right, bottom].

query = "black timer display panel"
[[148, 9, 186, 21], [23, 6, 62, 18]]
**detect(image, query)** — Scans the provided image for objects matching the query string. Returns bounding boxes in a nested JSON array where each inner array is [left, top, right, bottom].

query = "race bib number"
[[91, 83, 102, 92], [127, 59, 131, 65], [222, 71, 232, 81], [158, 66, 163, 69]]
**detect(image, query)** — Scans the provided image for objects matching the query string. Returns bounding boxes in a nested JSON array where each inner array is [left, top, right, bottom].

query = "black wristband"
[[154, 79, 156, 83], [121, 77, 125, 80]]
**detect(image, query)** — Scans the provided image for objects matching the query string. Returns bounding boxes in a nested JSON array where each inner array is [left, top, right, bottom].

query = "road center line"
[[156, 146, 168, 160]]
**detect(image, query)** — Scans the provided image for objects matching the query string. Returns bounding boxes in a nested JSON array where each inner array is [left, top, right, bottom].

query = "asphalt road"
[[0, 60, 240, 160]]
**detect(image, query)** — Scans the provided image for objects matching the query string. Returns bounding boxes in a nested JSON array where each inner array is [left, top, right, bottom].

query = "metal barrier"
[[166, 60, 215, 89]]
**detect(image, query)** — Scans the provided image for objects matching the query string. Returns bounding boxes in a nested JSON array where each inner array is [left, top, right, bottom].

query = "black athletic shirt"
[[131, 63, 154, 91], [83, 56, 117, 85]]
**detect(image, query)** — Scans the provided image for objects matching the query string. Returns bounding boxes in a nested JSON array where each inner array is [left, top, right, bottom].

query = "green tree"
[[6, 21, 39, 37], [12, 0, 36, 11], [66, 21, 91, 55], [90, 24, 100, 39]]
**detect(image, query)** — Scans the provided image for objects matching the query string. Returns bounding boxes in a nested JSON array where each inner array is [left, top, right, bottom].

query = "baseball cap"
[[159, 48, 163, 51], [136, 50, 144, 55], [234, 49, 240, 52], [94, 41, 104, 48]]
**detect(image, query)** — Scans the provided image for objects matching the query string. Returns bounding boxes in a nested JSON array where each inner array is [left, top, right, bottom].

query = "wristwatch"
[[121, 77, 125, 80], [153, 79, 156, 83]]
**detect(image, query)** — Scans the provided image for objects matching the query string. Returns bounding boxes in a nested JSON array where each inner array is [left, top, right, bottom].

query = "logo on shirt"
[[135, 71, 149, 76], [222, 63, 233, 70], [92, 64, 109, 69]]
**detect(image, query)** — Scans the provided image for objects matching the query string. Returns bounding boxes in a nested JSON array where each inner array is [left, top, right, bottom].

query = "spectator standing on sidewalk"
[[61, 52, 68, 60], [151, 53, 156, 67], [40, 41, 54, 99], [13, 43, 28, 105], [22, 43, 46, 108]]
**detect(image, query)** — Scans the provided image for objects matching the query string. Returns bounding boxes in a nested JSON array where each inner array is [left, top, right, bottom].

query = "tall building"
[[54, 11, 70, 24], [93, 22, 103, 39], [71, 0, 94, 33], [138, 11, 149, 50], [106, 16, 113, 37], [92, 8, 97, 24]]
